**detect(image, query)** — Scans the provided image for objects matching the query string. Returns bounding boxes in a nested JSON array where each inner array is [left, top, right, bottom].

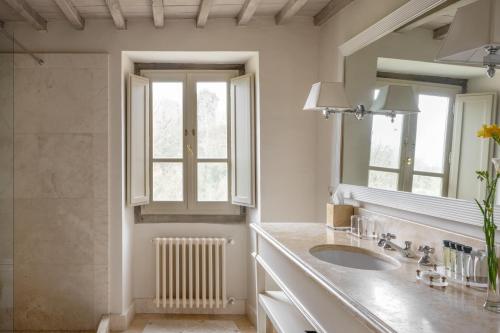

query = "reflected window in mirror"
[[367, 82, 459, 197]]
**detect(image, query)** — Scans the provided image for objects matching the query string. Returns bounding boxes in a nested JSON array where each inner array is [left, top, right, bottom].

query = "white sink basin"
[[310, 245, 401, 271]]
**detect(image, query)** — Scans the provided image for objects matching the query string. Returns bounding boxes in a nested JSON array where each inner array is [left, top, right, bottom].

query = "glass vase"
[[483, 157, 500, 312], [484, 249, 500, 313]]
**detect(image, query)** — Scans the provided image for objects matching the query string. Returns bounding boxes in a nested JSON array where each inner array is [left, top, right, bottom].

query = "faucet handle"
[[418, 245, 435, 266], [382, 233, 396, 240], [418, 245, 434, 254]]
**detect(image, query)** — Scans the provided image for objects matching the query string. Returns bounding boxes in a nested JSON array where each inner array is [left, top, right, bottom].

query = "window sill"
[[134, 207, 246, 224]]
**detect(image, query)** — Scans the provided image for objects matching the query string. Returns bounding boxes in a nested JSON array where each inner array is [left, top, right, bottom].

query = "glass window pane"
[[369, 115, 403, 168], [414, 94, 449, 173], [197, 82, 228, 159], [153, 162, 183, 201], [197, 162, 228, 202], [368, 170, 398, 191], [152, 82, 183, 159], [412, 175, 442, 197]]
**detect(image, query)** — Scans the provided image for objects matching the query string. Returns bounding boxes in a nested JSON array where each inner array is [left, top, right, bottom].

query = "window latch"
[[187, 144, 194, 155]]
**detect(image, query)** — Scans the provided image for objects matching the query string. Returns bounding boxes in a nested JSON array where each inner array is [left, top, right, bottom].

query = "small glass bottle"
[[449, 242, 457, 272], [474, 250, 488, 285], [455, 244, 464, 278], [350, 215, 360, 237], [463, 246, 473, 279], [443, 240, 451, 270]]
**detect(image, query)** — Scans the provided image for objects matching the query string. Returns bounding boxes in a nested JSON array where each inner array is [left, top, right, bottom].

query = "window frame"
[[140, 70, 240, 215], [368, 79, 462, 196]]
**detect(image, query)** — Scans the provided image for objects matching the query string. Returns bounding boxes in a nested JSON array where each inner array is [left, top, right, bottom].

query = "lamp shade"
[[303, 82, 351, 111], [370, 85, 420, 115], [436, 0, 500, 64]]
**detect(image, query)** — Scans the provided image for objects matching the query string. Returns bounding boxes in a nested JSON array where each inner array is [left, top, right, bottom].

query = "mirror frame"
[[333, 0, 497, 228]]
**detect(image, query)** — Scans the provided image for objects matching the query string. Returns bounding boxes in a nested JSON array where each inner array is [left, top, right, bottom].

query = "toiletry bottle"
[[449, 242, 457, 273], [443, 240, 451, 270], [455, 244, 464, 278], [463, 246, 473, 279]]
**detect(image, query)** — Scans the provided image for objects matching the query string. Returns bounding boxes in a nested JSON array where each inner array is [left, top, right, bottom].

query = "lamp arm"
[[323, 105, 372, 120], [322, 108, 352, 119]]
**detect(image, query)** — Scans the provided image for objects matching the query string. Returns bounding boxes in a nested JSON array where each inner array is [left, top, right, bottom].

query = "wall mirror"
[[341, 0, 499, 204]]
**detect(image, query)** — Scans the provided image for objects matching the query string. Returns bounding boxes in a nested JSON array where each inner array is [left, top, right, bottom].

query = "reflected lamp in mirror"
[[370, 85, 420, 121], [436, 0, 500, 78], [303, 82, 371, 120]]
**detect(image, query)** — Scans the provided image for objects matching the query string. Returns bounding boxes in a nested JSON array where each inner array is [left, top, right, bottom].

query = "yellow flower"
[[478, 124, 500, 145]]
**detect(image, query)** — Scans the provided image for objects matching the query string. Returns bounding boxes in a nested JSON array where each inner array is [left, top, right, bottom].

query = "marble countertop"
[[252, 223, 500, 333]]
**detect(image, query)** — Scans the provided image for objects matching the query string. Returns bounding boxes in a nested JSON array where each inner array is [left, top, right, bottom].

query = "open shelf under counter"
[[258, 290, 316, 333]]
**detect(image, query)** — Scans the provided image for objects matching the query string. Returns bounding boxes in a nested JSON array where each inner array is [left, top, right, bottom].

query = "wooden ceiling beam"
[[4, 0, 47, 31], [275, 0, 309, 25], [105, 0, 126, 29], [152, 0, 164, 28], [197, 0, 215, 28], [237, 0, 260, 25], [314, 0, 353, 26], [53, 0, 84, 30]]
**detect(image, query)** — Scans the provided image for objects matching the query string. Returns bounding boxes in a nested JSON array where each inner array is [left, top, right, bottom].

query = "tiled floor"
[[121, 314, 256, 333]]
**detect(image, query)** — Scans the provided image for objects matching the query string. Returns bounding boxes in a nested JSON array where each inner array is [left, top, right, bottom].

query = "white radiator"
[[153, 237, 231, 309]]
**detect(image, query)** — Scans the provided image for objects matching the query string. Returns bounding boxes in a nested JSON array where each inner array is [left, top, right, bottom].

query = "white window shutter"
[[127, 73, 150, 206], [230, 74, 256, 207]]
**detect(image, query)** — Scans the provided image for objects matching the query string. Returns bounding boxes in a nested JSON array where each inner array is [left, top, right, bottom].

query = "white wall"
[[121, 54, 135, 317], [133, 223, 248, 311], [6, 17, 320, 318], [244, 55, 260, 323]]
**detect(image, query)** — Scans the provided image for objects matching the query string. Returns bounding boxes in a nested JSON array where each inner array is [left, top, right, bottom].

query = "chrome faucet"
[[378, 233, 415, 258]]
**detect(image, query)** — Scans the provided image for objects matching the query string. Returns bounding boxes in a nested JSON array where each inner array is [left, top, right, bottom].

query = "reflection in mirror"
[[342, 10, 500, 203]]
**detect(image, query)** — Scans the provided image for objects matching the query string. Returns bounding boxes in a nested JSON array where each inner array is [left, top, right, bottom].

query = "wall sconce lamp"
[[303, 82, 420, 121], [436, 0, 500, 78]]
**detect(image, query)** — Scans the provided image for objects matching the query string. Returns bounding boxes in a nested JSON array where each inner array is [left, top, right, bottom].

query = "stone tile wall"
[[12, 54, 108, 330]]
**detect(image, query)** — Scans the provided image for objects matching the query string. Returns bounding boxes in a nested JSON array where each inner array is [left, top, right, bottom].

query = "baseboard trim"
[[245, 302, 256, 327], [134, 298, 246, 315], [97, 315, 110, 333], [109, 302, 135, 331]]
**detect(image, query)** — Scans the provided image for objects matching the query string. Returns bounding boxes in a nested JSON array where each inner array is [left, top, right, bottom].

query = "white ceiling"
[[0, 0, 331, 22], [377, 57, 485, 79]]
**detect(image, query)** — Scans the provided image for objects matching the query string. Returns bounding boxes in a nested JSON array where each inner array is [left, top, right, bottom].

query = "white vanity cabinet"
[[252, 224, 373, 333]]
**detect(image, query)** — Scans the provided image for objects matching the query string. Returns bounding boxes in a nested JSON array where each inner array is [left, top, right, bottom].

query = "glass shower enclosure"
[[0, 27, 14, 331]]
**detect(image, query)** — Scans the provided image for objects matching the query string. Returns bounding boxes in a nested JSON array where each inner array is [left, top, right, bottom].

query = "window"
[[368, 81, 460, 196], [142, 70, 240, 215]]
